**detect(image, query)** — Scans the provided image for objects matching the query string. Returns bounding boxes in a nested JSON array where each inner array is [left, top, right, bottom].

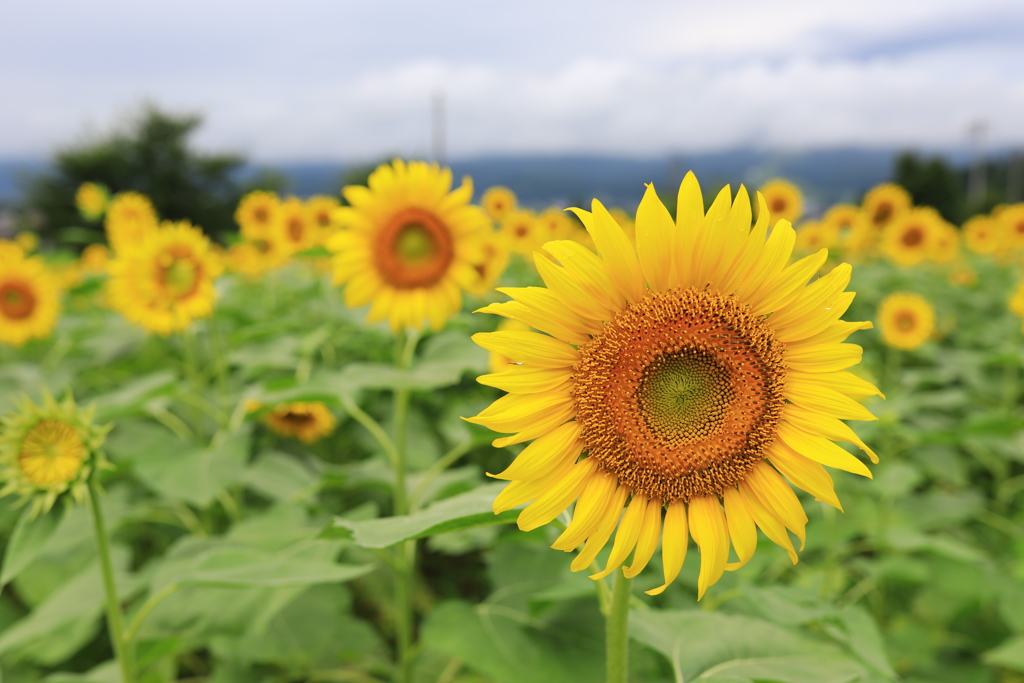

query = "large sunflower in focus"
[[469, 173, 880, 598], [327, 160, 489, 332], [107, 221, 219, 335], [0, 255, 61, 347]]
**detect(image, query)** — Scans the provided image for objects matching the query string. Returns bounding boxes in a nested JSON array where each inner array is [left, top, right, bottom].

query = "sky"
[[2, 0, 1023, 161]]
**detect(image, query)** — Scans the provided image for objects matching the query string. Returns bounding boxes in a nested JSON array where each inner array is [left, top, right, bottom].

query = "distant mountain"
[[0, 148, 976, 218]]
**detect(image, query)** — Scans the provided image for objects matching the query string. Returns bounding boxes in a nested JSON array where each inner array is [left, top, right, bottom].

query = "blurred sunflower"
[[327, 159, 490, 332], [265, 402, 336, 444], [794, 221, 838, 253], [107, 220, 219, 335], [307, 195, 341, 236], [862, 184, 911, 231], [963, 216, 1006, 256], [15, 232, 38, 254], [235, 190, 281, 240], [537, 208, 576, 242], [0, 240, 24, 262], [758, 179, 803, 226], [75, 182, 109, 222], [501, 210, 541, 254], [276, 197, 318, 255], [482, 186, 517, 222], [105, 192, 159, 254], [881, 208, 938, 266], [998, 204, 1024, 251], [823, 204, 859, 240], [929, 221, 960, 264], [80, 244, 110, 274], [0, 255, 61, 347], [878, 292, 934, 350], [467, 232, 511, 296], [0, 393, 110, 518], [470, 173, 880, 598]]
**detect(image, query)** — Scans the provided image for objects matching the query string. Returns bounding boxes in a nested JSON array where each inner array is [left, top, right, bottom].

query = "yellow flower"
[[264, 402, 336, 444], [963, 216, 1006, 255], [998, 204, 1024, 251], [80, 244, 111, 273], [823, 204, 859, 239], [929, 221, 960, 264], [537, 208, 576, 242], [105, 192, 159, 254], [326, 159, 490, 332], [794, 221, 838, 253], [235, 190, 281, 240], [487, 318, 533, 373], [881, 208, 938, 266], [276, 197, 318, 255], [758, 179, 803, 226], [1011, 282, 1024, 330], [75, 182, 109, 222], [948, 266, 977, 287], [482, 186, 517, 222], [862, 184, 911, 231], [0, 240, 24, 262], [107, 220, 219, 335], [0, 393, 110, 517], [307, 195, 341, 236], [501, 210, 541, 254], [467, 231, 511, 296], [15, 232, 38, 254], [0, 255, 61, 347], [469, 173, 880, 598], [878, 292, 935, 350]]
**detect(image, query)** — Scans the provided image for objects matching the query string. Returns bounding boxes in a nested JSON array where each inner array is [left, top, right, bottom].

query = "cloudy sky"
[[2, 0, 1023, 161]]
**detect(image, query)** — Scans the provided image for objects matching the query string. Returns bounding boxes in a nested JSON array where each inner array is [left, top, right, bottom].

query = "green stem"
[[1003, 355, 1019, 414], [606, 571, 632, 683], [409, 440, 474, 512], [87, 480, 135, 683], [882, 344, 900, 395], [123, 583, 181, 644], [392, 329, 420, 683], [341, 394, 399, 467]]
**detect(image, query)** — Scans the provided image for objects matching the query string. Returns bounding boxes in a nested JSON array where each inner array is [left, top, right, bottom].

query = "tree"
[[892, 152, 964, 223], [21, 104, 281, 244]]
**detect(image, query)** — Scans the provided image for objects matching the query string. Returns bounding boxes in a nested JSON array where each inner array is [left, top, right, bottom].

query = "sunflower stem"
[[87, 479, 136, 683], [392, 328, 420, 683], [606, 570, 632, 683]]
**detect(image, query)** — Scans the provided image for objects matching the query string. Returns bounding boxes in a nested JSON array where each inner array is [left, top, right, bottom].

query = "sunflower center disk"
[[0, 282, 36, 320], [18, 420, 85, 486], [376, 208, 454, 289], [162, 257, 200, 298], [573, 287, 787, 503]]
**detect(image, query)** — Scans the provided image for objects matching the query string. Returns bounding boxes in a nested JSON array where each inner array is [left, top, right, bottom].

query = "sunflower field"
[[3, 160, 1024, 683]]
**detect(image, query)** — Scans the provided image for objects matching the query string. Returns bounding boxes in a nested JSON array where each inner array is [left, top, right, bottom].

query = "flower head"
[[469, 172, 880, 598], [881, 208, 939, 266], [0, 254, 61, 347], [264, 402, 336, 444], [878, 292, 935, 350], [482, 186, 518, 222], [327, 159, 490, 332], [862, 183, 911, 231], [76, 182, 110, 222], [758, 179, 803, 227], [105, 192, 159, 254], [0, 393, 110, 517], [963, 216, 1006, 256]]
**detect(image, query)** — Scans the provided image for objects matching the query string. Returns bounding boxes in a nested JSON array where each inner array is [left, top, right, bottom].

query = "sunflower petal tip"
[[645, 584, 669, 596]]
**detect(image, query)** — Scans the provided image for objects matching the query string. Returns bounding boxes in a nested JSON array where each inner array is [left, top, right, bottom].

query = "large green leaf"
[[0, 505, 65, 588], [628, 609, 868, 683], [322, 483, 516, 547], [242, 451, 319, 502], [92, 370, 177, 420], [133, 428, 251, 507], [983, 633, 1024, 672]]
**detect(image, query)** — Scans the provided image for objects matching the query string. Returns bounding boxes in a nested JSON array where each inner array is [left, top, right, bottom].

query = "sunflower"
[[823, 204, 859, 239], [235, 190, 282, 239], [929, 221, 960, 264], [501, 210, 541, 254], [264, 402, 336, 444], [76, 182, 109, 222], [758, 179, 803, 227], [0, 393, 110, 518], [878, 292, 934, 350], [862, 184, 910, 231], [538, 208, 576, 242], [107, 221, 219, 335], [327, 160, 490, 332], [998, 204, 1024, 251], [0, 240, 24, 262], [794, 221, 838, 253], [80, 244, 111, 273], [276, 197, 318, 255], [469, 173, 880, 598], [963, 216, 1006, 256], [1010, 282, 1024, 330], [881, 208, 938, 266], [482, 186, 518, 222], [467, 231, 511, 296], [105, 192, 159, 254], [487, 318, 533, 373], [15, 232, 38, 254], [307, 195, 341, 236], [0, 255, 61, 347]]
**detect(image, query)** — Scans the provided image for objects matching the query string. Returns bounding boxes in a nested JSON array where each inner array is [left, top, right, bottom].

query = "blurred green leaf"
[[0, 505, 65, 588], [91, 370, 177, 420], [133, 428, 251, 507]]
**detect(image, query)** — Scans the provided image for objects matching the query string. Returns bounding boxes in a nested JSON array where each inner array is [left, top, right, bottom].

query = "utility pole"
[[431, 90, 446, 166], [968, 120, 988, 203]]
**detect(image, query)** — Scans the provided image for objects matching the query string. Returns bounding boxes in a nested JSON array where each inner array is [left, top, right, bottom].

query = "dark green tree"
[[21, 104, 281, 244], [892, 152, 965, 223]]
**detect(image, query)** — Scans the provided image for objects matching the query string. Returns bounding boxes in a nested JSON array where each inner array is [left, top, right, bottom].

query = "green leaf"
[[92, 370, 177, 420], [628, 609, 867, 683], [984, 633, 1024, 672], [293, 245, 332, 258], [242, 452, 319, 502], [322, 483, 515, 547], [133, 428, 251, 507], [0, 505, 65, 588]]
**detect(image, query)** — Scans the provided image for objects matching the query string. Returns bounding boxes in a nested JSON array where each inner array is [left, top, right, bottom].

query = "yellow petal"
[[691, 185, 732, 288], [687, 496, 729, 600], [569, 485, 629, 571], [784, 405, 878, 463], [516, 457, 598, 531], [786, 377, 877, 422], [476, 300, 591, 346], [743, 462, 808, 549], [645, 500, 688, 595], [720, 192, 770, 296], [471, 330, 579, 369], [477, 365, 573, 394], [635, 183, 676, 292], [736, 215, 794, 302], [488, 421, 583, 482], [492, 455, 578, 513], [623, 498, 662, 578], [489, 402, 577, 447], [590, 494, 648, 580], [468, 390, 573, 429], [552, 470, 620, 550], [768, 441, 842, 511], [497, 285, 605, 336], [723, 487, 757, 571], [674, 172, 704, 288], [786, 342, 863, 373], [738, 483, 798, 564], [776, 421, 872, 478], [576, 200, 645, 304], [541, 241, 625, 315], [750, 248, 828, 316], [773, 292, 857, 344], [768, 263, 852, 332], [533, 253, 618, 322], [791, 370, 883, 399], [708, 185, 753, 291]]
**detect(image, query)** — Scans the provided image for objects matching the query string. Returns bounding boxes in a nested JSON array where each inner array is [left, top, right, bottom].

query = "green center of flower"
[[163, 258, 199, 298], [396, 223, 437, 263], [637, 350, 734, 446]]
